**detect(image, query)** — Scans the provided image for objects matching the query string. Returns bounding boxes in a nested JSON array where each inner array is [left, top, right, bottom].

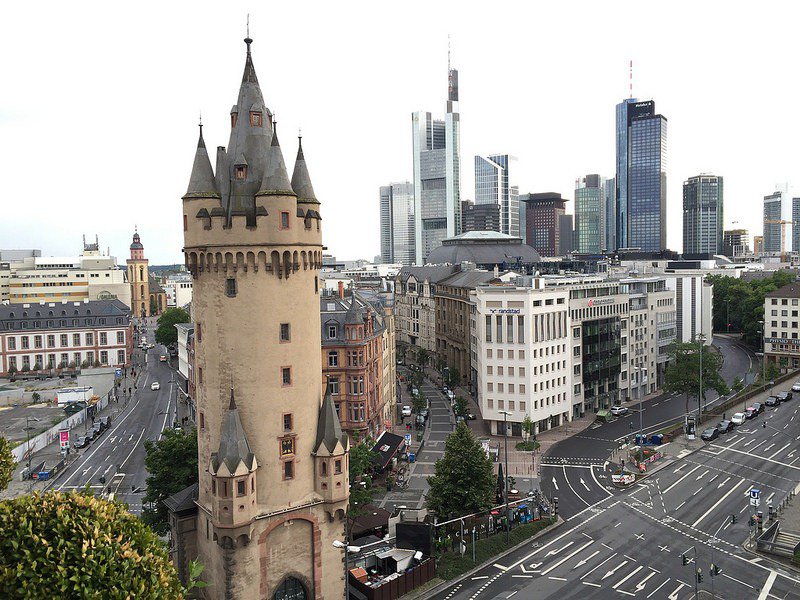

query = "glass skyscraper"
[[763, 187, 795, 255], [682, 174, 723, 255], [412, 66, 461, 265], [474, 154, 519, 237], [574, 174, 603, 254], [379, 182, 415, 265], [615, 99, 667, 252], [603, 177, 615, 252]]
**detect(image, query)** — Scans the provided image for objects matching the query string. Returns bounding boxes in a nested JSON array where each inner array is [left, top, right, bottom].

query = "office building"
[[171, 35, 347, 599], [683, 174, 724, 255], [379, 181, 415, 265], [474, 154, 519, 236], [574, 174, 604, 254], [1, 239, 130, 308], [521, 192, 567, 257], [603, 177, 616, 251], [763, 188, 795, 255], [754, 235, 764, 254], [461, 199, 501, 233], [764, 283, 800, 370], [559, 214, 574, 256], [615, 99, 668, 252], [723, 229, 750, 257], [412, 64, 462, 264], [0, 299, 133, 375]]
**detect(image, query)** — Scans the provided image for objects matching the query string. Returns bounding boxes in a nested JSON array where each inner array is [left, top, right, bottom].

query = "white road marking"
[[552, 476, 559, 491], [470, 576, 488, 580], [579, 477, 591, 492], [541, 540, 594, 575], [506, 592, 517, 599], [581, 553, 617, 580], [757, 571, 777, 600], [582, 582, 601, 587], [563, 466, 591, 507], [493, 563, 508, 571], [546, 541, 574, 557], [717, 476, 731, 489], [722, 572, 754, 589], [668, 582, 687, 600], [695, 469, 709, 481], [573, 550, 601, 569], [712, 444, 800, 471], [646, 578, 670, 598], [662, 465, 702, 494], [634, 571, 656, 592], [769, 443, 791, 460], [763, 443, 775, 453], [548, 576, 567, 581], [692, 478, 746, 528], [602, 560, 628, 580], [612, 565, 643, 588]]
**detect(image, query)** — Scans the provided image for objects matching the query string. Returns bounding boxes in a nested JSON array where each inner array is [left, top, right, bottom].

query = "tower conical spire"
[[291, 134, 319, 205], [257, 127, 295, 197], [185, 120, 219, 198], [211, 387, 256, 473], [314, 380, 348, 454]]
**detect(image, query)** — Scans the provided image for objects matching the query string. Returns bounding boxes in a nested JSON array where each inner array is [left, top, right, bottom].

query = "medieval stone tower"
[[181, 36, 349, 599], [127, 230, 150, 318]]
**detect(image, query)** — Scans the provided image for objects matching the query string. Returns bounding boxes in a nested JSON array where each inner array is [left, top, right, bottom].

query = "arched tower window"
[[274, 577, 307, 600], [140, 284, 144, 297], [139, 266, 144, 281]]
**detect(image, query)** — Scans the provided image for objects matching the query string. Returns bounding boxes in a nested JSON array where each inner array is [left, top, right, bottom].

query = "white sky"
[[2, 1, 799, 264]]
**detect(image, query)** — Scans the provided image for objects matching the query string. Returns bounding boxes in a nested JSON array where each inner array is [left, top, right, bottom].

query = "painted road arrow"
[[572, 550, 600, 569], [717, 476, 730, 489], [673, 465, 685, 474], [552, 477, 559, 491], [668, 582, 687, 600], [580, 478, 591, 491], [634, 571, 656, 592], [546, 541, 574, 557], [601, 560, 628, 580]]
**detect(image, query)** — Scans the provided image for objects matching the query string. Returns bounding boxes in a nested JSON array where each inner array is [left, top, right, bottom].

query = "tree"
[[664, 340, 729, 420], [453, 396, 468, 417], [412, 392, 427, 414], [426, 422, 494, 519], [445, 367, 460, 390], [150, 297, 158, 317], [348, 438, 377, 517], [142, 428, 197, 535], [435, 356, 446, 374], [731, 376, 745, 394], [0, 491, 184, 598], [31, 392, 40, 404], [521, 415, 534, 442], [0, 437, 13, 492], [7, 364, 17, 378], [416, 348, 430, 370], [154, 307, 191, 347]]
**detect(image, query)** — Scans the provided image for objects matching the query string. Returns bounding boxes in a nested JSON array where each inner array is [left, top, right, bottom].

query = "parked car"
[[74, 436, 89, 449], [84, 429, 96, 442], [92, 423, 103, 437], [701, 427, 720, 441], [464, 412, 477, 420], [401, 405, 412, 417], [752, 402, 764, 415], [418, 408, 429, 420], [765, 396, 781, 407], [745, 407, 757, 419], [151, 381, 160, 391], [611, 405, 629, 416], [792, 382, 800, 393], [98, 416, 111, 430], [717, 420, 734, 434], [159, 355, 167, 362], [778, 391, 792, 402], [731, 412, 747, 425], [446, 390, 456, 402]]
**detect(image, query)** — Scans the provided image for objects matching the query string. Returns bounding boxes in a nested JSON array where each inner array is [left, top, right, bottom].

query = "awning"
[[372, 431, 406, 469]]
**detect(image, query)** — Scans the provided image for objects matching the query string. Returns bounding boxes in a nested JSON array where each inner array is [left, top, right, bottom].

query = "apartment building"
[[394, 266, 458, 354], [763, 283, 800, 370]]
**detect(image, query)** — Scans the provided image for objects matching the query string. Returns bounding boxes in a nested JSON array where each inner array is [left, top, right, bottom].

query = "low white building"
[[164, 274, 193, 308]]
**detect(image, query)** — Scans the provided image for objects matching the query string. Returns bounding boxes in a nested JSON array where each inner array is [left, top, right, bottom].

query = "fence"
[[349, 558, 436, 600]]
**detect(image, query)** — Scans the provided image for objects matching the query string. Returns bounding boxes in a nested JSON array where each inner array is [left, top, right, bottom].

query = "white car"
[[401, 405, 412, 417], [151, 381, 160, 391], [731, 412, 746, 426], [792, 382, 800, 393], [610, 405, 629, 416]]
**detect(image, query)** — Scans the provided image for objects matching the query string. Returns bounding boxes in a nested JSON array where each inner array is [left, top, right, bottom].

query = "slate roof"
[[395, 265, 460, 284], [314, 381, 348, 454], [438, 269, 499, 290], [257, 129, 295, 197], [148, 275, 166, 295], [320, 293, 385, 345], [211, 389, 256, 473], [184, 126, 219, 198], [426, 233, 540, 266], [291, 136, 319, 205], [766, 283, 800, 298], [0, 299, 131, 332], [164, 482, 198, 514]]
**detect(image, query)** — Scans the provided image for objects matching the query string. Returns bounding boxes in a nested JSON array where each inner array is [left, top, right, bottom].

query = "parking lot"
[[0, 403, 67, 445]]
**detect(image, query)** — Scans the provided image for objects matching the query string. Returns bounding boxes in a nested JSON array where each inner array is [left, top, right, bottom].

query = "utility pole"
[[499, 410, 512, 544]]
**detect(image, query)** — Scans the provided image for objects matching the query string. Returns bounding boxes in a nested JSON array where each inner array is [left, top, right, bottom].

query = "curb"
[[412, 517, 564, 600]]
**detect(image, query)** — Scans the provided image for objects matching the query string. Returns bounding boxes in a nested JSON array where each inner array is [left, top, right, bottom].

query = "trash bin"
[[408, 452, 416, 463], [650, 433, 664, 445]]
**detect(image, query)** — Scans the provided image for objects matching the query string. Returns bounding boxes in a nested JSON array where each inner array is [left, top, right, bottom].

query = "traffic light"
[[749, 516, 756, 527], [553, 496, 559, 516], [710, 564, 721, 576], [731, 514, 737, 525], [696, 568, 703, 583], [681, 554, 689, 566], [763, 421, 767, 429]]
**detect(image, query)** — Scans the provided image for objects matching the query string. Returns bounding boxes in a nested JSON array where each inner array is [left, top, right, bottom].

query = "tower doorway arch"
[[273, 576, 307, 600]]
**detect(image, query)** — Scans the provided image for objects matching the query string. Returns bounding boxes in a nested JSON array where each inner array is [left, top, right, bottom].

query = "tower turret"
[[185, 122, 219, 199], [291, 135, 319, 207], [313, 383, 349, 504], [256, 129, 295, 197]]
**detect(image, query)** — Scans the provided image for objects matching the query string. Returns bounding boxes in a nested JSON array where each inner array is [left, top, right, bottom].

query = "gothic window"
[[139, 267, 144, 281], [273, 577, 306, 600]]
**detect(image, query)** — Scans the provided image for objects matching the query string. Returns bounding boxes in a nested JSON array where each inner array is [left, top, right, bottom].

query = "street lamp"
[[25, 416, 40, 473], [697, 333, 706, 423], [758, 320, 766, 389], [632, 364, 645, 438], [332, 540, 361, 600], [498, 410, 512, 543]]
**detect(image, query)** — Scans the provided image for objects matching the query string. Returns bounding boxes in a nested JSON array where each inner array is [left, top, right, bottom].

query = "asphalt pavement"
[[429, 394, 800, 599], [50, 320, 178, 514]]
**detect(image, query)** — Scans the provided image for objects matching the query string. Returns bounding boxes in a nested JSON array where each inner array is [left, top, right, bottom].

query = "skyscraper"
[[520, 192, 567, 257], [682, 174, 723, 255], [723, 229, 749, 257], [615, 99, 667, 252], [174, 36, 348, 599], [412, 62, 462, 264], [574, 174, 604, 254], [379, 182, 415, 264], [474, 154, 519, 236], [603, 177, 616, 251], [461, 199, 501, 233], [763, 186, 795, 255]]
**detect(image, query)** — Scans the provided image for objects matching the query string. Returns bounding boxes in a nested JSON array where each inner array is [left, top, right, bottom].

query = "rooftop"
[[766, 283, 800, 299]]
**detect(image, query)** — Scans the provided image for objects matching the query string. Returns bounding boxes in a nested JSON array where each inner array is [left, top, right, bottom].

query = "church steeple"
[[184, 120, 219, 199], [291, 135, 319, 206]]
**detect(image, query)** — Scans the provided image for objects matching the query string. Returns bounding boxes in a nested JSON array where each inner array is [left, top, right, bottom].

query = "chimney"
[[493, 264, 499, 278], [338, 281, 344, 299]]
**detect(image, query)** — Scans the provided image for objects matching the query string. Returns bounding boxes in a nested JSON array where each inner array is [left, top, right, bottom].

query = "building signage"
[[611, 473, 635, 486], [96, 291, 118, 300], [488, 308, 521, 314], [59, 430, 70, 450], [587, 298, 615, 307], [765, 338, 797, 345]]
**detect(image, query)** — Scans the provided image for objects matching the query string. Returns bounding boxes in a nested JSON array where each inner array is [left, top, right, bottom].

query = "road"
[[52, 321, 176, 514], [431, 397, 800, 599], [541, 335, 760, 518]]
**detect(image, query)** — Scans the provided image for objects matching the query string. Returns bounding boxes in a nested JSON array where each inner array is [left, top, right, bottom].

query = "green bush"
[[515, 441, 539, 452], [0, 491, 184, 598], [0, 437, 13, 491]]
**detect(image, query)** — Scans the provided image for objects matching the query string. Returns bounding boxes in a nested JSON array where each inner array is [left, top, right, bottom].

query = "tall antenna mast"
[[629, 59, 633, 99], [247, 14, 250, 38], [448, 34, 451, 73]]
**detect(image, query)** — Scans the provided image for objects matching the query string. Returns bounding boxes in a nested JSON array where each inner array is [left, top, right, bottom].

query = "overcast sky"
[[2, 2, 799, 264]]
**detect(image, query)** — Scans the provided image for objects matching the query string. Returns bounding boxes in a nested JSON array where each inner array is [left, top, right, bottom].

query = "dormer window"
[[231, 113, 238, 128], [250, 112, 262, 127], [235, 166, 247, 180]]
